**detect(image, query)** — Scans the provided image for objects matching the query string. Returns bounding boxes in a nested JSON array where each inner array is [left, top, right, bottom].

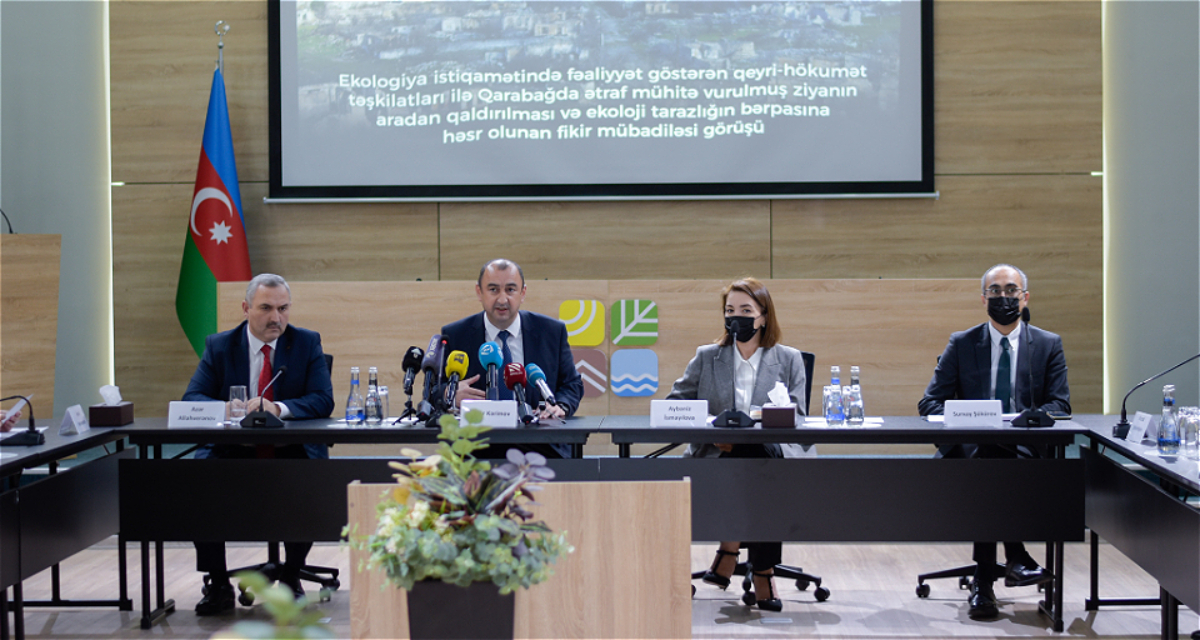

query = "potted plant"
[[353, 411, 571, 640]]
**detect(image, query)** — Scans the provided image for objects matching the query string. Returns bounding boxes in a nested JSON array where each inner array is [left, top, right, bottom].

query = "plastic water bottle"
[[345, 367, 365, 425], [851, 365, 865, 417], [845, 389, 864, 427], [1158, 384, 1179, 456], [825, 367, 844, 425], [365, 366, 383, 426]]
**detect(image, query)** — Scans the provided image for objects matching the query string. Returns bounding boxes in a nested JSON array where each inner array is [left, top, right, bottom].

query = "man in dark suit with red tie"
[[441, 258, 583, 458], [183, 273, 334, 614], [919, 264, 1071, 621]]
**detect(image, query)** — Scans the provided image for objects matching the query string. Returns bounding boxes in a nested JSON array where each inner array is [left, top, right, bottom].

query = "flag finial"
[[214, 21, 230, 72]]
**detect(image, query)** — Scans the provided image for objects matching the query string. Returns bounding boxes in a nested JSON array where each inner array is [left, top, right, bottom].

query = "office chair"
[[687, 350, 830, 604], [208, 352, 341, 605]]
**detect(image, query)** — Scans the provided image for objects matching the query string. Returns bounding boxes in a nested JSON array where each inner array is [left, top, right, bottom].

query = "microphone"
[[1011, 319, 1054, 428], [401, 346, 424, 397], [242, 365, 288, 429], [503, 363, 535, 424], [712, 322, 755, 428], [0, 394, 43, 447], [443, 350, 469, 409], [1113, 352, 1200, 438], [416, 334, 444, 421], [478, 341, 503, 401], [525, 363, 557, 408]]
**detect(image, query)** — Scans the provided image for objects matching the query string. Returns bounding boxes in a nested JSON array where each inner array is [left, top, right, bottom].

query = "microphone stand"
[[0, 395, 44, 446], [1114, 353, 1200, 438]]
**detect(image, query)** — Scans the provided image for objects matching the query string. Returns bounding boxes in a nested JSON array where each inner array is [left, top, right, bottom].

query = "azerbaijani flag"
[[176, 67, 252, 357]]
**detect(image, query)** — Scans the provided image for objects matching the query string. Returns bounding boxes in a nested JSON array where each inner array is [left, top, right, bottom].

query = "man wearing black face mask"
[[918, 264, 1071, 621]]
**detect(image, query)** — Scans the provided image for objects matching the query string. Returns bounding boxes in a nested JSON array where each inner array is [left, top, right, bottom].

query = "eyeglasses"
[[984, 286, 1026, 299]]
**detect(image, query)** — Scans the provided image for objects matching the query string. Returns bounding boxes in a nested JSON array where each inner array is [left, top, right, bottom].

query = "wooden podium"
[[0, 235, 61, 410], [347, 480, 692, 639]]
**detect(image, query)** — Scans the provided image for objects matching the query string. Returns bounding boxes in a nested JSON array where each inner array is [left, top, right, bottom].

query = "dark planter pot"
[[406, 580, 515, 640]]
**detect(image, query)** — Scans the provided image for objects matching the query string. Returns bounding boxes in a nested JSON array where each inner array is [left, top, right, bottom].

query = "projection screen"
[[269, 0, 934, 200]]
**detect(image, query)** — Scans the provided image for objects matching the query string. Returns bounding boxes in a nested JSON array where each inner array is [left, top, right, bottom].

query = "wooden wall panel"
[[108, 0, 1104, 417], [771, 174, 1104, 412], [438, 200, 771, 281], [217, 279, 978, 421], [0, 236, 61, 411], [935, 1, 1102, 174], [348, 481, 692, 640], [110, 0, 269, 183]]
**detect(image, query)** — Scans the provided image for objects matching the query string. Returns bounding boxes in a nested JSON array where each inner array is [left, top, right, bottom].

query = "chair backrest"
[[801, 351, 815, 412]]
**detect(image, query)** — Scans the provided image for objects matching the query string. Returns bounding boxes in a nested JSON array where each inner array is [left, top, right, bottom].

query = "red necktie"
[[258, 344, 274, 401]]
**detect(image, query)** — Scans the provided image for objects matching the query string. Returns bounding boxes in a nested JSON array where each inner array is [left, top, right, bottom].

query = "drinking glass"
[[1180, 406, 1199, 461], [229, 385, 248, 425]]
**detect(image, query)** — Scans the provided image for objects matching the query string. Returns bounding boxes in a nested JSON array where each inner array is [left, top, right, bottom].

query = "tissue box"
[[89, 402, 134, 426], [761, 405, 796, 429]]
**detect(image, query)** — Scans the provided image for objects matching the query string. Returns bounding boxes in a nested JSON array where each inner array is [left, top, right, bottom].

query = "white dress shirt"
[[483, 313, 524, 366], [247, 326, 291, 418], [987, 321, 1021, 410], [733, 346, 763, 415]]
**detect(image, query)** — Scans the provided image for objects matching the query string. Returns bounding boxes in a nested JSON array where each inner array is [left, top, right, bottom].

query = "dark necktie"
[[497, 330, 513, 400], [258, 344, 275, 402], [996, 337, 1011, 413]]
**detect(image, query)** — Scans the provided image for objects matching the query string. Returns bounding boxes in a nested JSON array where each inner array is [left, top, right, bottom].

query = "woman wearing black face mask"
[[665, 277, 808, 612]]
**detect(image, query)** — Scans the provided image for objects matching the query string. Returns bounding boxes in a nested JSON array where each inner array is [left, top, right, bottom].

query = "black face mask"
[[987, 296, 1022, 326], [724, 315, 760, 343]]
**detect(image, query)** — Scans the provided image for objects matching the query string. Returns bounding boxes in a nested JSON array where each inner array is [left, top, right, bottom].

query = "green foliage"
[[218, 571, 335, 640], [354, 411, 571, 594]]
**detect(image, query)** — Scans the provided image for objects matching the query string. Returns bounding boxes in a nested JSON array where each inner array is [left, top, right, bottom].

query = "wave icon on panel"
[[610, 349, 658, 397], [560, 300, 606, 347]]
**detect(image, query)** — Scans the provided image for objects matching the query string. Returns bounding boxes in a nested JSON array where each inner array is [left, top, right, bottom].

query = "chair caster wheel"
[[814, 586, 830, 602], [1190, 631, 1199, 640], [690, 584, 696, 598], [238, 588, 255, 607], [795, 579, 810, 591], [329, 578, 341, 591], [958, 576, 971, 590], [916, 584, 930, 598], [742, 591, 757, 606], [318, 589, 332, 603]]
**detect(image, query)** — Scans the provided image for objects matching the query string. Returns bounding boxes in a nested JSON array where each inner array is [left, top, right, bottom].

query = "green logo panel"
[[611, 299, 658, 346]]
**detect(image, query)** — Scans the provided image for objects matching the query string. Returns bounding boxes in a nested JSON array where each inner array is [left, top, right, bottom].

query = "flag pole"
[[214, 21, 230, 72]]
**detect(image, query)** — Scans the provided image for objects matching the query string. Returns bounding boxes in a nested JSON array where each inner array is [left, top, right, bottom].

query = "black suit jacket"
[[918, 321, 1071, 417], [440, 310, 584, 418], [184, 321, 335, 458]]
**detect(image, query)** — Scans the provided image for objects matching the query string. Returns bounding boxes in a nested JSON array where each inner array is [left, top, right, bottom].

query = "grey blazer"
[[666, 343, 809, 458]]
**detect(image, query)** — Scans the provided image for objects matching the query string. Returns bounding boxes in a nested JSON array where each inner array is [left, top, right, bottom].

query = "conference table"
[[0, 425, 133, 640], [1073, 415, 1200, 640], [116, 414, 1085, 632], [6, 414, 1195, 639]]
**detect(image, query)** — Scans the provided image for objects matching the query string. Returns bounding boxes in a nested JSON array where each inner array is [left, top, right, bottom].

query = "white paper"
[[168, 401, 226, 428], [99, 385, 122, 406], [59, 404, 91, 436], [766, 382, 791, 407], [1126, 411, 1154, 443], [5, 395, 30, 419], [460, 400, 520, 428], [0, 426, 48, 441], [650, 399, 708, 427]]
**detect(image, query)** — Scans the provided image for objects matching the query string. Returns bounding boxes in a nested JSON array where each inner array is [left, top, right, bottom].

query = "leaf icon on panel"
[[559, 300, 605, 347], [611, 299, 658, 346]]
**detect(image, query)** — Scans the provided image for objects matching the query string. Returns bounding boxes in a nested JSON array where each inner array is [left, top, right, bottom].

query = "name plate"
[[168, 401, 226, 428], [650, 400, 708, 427], [460, 400, 519, 428], [59, 404, 91, 436], [943, 400, 1003, 428], [1125, 411, 1154, 443]]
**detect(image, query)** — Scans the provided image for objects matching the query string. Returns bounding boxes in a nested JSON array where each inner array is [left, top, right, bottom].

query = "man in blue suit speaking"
[[441, 258, 583, 457], [183, 273, 334, 614]]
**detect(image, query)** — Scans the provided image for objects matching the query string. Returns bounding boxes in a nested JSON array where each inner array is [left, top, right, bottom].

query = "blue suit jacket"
[[441, 311, 583, 416], [184, 321, 335, 459], [918, 321, 1071, 417]]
